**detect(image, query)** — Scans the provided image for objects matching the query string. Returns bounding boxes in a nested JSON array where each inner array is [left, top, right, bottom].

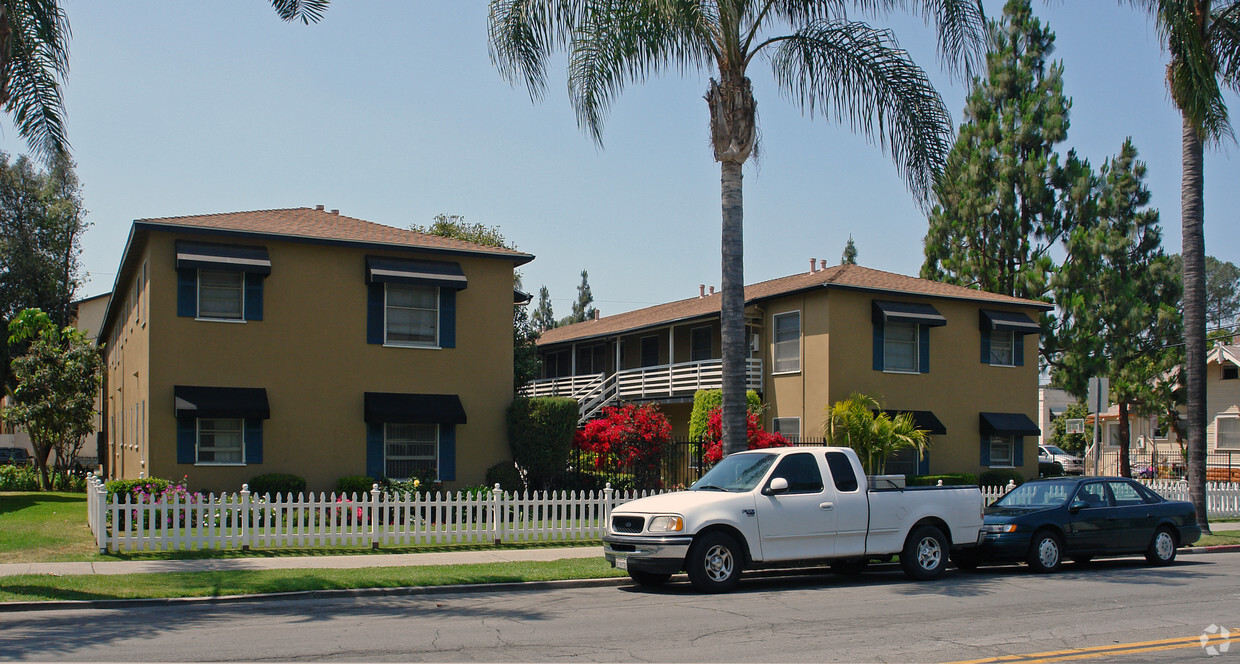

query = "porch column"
[[614, 337, 621, 374], [668, 326, 675, 365]]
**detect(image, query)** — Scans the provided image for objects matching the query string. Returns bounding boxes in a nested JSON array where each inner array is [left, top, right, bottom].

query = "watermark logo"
[[1201, 624, 1231, 657]]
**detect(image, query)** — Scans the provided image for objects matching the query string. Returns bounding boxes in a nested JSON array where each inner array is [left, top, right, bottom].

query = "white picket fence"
[[1140, 480, 1240, 517], [85, 477, 657, 553]]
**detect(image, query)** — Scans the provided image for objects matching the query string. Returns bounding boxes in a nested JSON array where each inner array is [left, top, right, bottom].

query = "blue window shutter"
[[367, 283, 384, 345], [980, 436, 991, 467], [919, 325, 930, 373], [244, 419, 263, 464], [366, 423, 384, 478], [439, 288, 456, 348], [917, 450, 930, 476], [177, 269, 197, 318], [872, 318, 884, 371], [980, 328, 991, 364], [1014, 436, 1024, 467], [439, 424, 456, 482], [177, 417, 196, 463], [1014, 333, 1025, 366], [244, 273, 264, 321]]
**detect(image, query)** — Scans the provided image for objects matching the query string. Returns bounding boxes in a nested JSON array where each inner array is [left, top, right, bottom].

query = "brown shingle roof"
[[135, 207, 533, 264], [537, 263, 1050, 346]]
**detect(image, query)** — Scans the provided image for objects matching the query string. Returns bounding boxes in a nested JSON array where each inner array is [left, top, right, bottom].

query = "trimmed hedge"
[[507, 397, 578, 490], [485, 461, 524, 492], [979, 469, 1026, 488], [336, 475, 375, 496], [906, 473, 978, 487], [248, 473, 306, 498], [104, 477, 171, 498]]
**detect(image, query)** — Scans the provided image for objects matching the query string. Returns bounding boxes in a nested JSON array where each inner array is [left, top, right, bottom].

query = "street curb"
[[0, 576, 629, 613], [1183, 544, 1240, 554]]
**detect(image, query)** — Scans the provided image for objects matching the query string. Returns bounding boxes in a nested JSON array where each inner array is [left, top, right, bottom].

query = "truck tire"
[[1026, 530, 1063, 573], [686, 531, 743, 593], [628, 569, 672, 587], [901, 525, 949, 580]]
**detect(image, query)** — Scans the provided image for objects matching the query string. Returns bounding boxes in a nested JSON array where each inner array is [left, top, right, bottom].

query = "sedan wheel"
[[1145, 527, 1177, 566], [1027, 531, 1063, 573]]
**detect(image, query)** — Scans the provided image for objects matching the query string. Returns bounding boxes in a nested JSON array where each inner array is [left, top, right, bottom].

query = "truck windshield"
[[690, 452, 778, 492]]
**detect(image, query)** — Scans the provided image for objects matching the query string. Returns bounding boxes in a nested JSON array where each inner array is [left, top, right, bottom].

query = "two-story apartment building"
[[98, 207, 532, 491], [526, 262, 1051, 477]]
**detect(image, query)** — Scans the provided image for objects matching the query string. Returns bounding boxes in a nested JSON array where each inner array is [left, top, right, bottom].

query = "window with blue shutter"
[[365, 256, 466, 348], [174, 241, 270, 322]]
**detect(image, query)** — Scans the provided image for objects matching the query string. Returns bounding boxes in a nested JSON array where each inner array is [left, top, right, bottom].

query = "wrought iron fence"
[[1087, 450, 1240, 481]]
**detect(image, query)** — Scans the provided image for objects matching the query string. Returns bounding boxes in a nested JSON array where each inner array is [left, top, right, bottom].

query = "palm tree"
[[489, 0, 986, 456], [1127, 0, 1239, 535], [825, 392, 930, 474], [0, 0, 328, 161]]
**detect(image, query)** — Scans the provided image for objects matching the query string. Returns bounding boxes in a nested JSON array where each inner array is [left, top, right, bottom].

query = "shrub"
[[688, 389, 762, 441], [979, 469, 1026, 488], [249, 473, 306, 498], [105, 477, 171, 499], [575, 403, 672, 489], [0, 465, 40, 490], [485, 461, 524, 492], [335, 475, 375, 496], [906, 473, 978, 487], [381, 476, 442, 497], [507, 397, 579, 490], [700, 408, 790, 467]]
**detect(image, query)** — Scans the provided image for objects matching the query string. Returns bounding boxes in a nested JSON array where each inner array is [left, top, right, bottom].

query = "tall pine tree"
[[532, 286, 557, 331], [561, 270, 597, 325]]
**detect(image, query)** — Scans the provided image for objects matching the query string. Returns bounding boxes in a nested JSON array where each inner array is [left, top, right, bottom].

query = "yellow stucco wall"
[[105, 231, 518, 492]]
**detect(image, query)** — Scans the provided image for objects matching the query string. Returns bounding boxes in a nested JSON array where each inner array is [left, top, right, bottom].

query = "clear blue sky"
[[2, 1, 1236, 315]]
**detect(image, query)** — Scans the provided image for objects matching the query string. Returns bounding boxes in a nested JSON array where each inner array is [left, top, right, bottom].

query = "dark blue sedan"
[[958, 477, 1201, 573]]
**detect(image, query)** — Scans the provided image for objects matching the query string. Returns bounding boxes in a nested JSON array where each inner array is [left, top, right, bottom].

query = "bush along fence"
[[85, 476, 658, 553]]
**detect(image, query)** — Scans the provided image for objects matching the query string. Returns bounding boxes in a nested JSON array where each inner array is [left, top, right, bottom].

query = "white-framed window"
[[385, 283, 438, 346], [989, 329, 1015, 366], [773, 311, 801, 373], [384, 423, 439, 480], [989, 435, 1013, 467], [1216, 416, 1240, 451], [773, 417, 801, 442], [690, 326, 712, 361], [198, 270, 244, 320], [1105, 422, 1124, 448], [197, 418, 244, 464], [883, 321, 918, 373]]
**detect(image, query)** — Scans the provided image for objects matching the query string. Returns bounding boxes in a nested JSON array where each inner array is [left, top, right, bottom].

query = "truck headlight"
[[647, 515, 684, 533], [981, 524, 1017, 533]]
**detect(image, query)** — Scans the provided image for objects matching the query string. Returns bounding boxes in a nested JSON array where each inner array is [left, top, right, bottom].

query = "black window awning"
[[874, 409, 947, 435], [514, 288, 533, 304], [980, 309, 1041, 334], [366, 256, 468, 290], [364, 392, 467, 425], [873, 300, 947, 327], [174, 386, 270, 419], [175, 241, 271, 274], [979, 412, 1040, 436]]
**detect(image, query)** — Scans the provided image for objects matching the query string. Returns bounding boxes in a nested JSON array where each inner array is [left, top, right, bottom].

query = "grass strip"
[[0, 557, 627, 603]]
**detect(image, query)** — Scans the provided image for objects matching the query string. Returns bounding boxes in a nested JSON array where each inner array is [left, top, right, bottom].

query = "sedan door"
[[1066, 481, 1120, 554], [1106, 480, 1160, 551], [755, 452, 837, 561]]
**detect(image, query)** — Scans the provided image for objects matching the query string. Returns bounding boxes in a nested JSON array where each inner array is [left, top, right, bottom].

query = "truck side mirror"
[[765, 477, 789, 495]]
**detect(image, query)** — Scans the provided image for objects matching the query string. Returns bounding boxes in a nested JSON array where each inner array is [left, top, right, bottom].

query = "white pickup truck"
[[603, 446, 984, 592]]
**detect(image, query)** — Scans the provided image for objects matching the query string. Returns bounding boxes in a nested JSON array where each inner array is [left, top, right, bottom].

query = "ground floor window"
[[772, 417, 801, 442], [385, 423, 438, 480], [198, 418, 244, 464], [989, 435, 1013, 467]]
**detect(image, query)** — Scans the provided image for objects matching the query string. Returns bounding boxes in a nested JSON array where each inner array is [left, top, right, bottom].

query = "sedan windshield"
[[992, 480, 1076, 509], [691, 452, 778, 492]]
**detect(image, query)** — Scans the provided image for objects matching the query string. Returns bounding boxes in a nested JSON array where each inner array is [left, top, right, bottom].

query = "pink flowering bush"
[[701, 409, 791, 466], [575, 404, 672, 489]]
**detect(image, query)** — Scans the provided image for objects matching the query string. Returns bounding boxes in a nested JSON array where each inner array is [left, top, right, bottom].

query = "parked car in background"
[[959, 477, 1200, 573], [0, 447, 31, 466], [1039, 445, 1083, 475]]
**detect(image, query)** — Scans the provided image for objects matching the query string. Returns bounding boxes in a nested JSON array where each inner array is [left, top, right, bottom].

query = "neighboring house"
[[97, 207, 532, 492], [1204, 342, 1240, 458], [525, 262, 1050, 477], [1038, 386, 1073, 448]]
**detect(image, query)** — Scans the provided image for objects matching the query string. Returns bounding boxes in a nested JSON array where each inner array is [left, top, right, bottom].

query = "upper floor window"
[[385, 283, 438, 346], [1216, 416, 1240, 451], [773, 311, 800, 373], [199, 270, 244, 320], [176, 241, 270, 321], [872, 300, 945, 374], [979, 309, 1038, 367], [576, 344, 607, 374], [1224, 365, 1239, 380], [988, 329, 1015, 366], [690, 326, 712, 362], [884, 321, 918, 373], [641, 335, 659, 367]]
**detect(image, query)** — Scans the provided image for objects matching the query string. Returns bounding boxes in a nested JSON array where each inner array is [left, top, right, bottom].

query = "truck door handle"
[[820, 502, 834, 510]]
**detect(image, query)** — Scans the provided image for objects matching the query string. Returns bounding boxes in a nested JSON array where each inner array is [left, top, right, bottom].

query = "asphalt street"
[[2, 552, 1238, 662]]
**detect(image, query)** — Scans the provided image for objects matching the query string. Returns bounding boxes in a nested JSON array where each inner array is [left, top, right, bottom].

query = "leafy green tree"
[[824, 392, 931, 475], [561, 270, 596, 325], [410, 213, 510, 247], [1169, 254, 1240, 333], [1048, 402, 1090, 455], [1051, 139, 1181, 477], [3, 308, 102, 490], [841, 236, 857, 265], [922, 0, 1091, 305], [1126, 0, 1240, 534], [688, 388, 761, 441], [490, 0, 985, 457], [0, 151, 86, 388], [532, 285, 557, 332]]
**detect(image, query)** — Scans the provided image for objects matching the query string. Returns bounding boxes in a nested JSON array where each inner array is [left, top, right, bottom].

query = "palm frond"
[[489, 0, 594, 101], [268, 0, 330, 24], [769, 18, 953, 206], [0, 0, 70, 162], [1210, 2, 1240, 95], [849, 0, 988, 79]]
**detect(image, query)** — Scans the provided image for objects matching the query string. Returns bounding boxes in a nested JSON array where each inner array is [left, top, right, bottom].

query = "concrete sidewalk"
[[0, 546, 602, 578]]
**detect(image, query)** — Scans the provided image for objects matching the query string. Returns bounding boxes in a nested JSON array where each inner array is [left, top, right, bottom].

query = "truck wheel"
[[1026, 530, 1063, 573], [628, 569, 672, 587], [1145, 527, 1177, 566], [901, 525, 949, 580], [686, 532, 743, 593]]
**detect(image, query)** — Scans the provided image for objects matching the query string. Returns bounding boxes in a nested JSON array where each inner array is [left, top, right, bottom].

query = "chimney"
[[314, 204, 324, 211], [699, 284, 706, 298], [593, 309, 601, 321], [810, 258, 817, 273], [820, 258, 826, 270], [330, 209, 339, 215], [709, 286, 716, 296]]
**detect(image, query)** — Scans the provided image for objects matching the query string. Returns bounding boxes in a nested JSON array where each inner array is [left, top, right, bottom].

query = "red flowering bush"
[[701, 408, 791, 466], [575, 404, 672, 489]]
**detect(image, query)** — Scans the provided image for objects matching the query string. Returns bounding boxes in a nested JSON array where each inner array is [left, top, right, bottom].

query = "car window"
[[1107, 481, 1145, 507], [1074, 483, 1111, 508], [770, 453, 824, 494], [824, 451, 859, 492]]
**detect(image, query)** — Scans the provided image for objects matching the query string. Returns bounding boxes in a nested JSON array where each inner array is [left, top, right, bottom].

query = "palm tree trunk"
[[719, 159, 747, 456], [1181, 113, 1211, 534]]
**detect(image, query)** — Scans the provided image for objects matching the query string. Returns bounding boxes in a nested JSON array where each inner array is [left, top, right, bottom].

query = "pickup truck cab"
[[603, 446, 984, 592]]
